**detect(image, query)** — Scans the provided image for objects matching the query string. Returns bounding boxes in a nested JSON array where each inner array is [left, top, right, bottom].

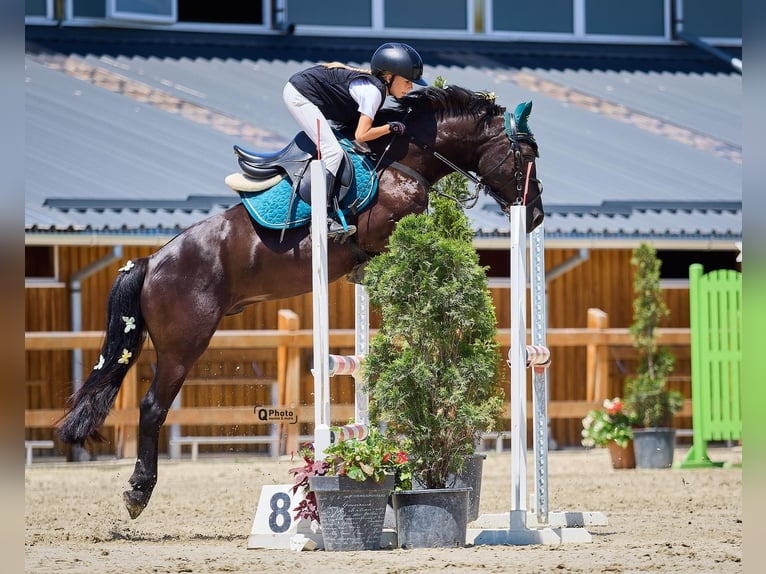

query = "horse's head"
[[379, 86, 544, 232], [476, 100, 544, 233]]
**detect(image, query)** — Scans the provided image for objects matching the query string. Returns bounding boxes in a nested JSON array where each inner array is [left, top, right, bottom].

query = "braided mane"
[[388, 85, 505, 126]]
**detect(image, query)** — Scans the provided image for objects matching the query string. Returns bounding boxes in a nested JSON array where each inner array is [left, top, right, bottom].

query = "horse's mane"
[[377, 85, 506, 126]]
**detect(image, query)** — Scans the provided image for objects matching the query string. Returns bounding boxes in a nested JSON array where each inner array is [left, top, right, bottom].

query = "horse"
[[56, 85, 544, 519]]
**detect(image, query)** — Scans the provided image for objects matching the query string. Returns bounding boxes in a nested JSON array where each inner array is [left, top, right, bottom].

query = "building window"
[[492, 0, 573, 34], [657, 250, 740, 282], [286, 0, 370, 27], [178, 1, 264, 24], [25, 246, 57, 281], [585, 0, 666, 37]]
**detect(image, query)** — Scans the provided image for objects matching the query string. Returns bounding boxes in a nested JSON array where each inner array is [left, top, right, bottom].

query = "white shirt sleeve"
[[349, 78, 384, 119]]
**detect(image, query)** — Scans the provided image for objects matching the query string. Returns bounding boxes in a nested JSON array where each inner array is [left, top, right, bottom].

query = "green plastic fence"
[[676, 264, 742, 469]]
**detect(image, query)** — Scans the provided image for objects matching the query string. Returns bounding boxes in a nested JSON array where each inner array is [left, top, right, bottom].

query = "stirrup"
[[327, 218, 356, 240], [327, 201, 355, 240]]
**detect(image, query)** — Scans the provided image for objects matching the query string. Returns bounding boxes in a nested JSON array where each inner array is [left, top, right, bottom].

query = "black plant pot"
[[632, 428, 676, 469], [310, 474, 394, 551], [391, 487, 471, 548], [450, 453, 486, 522]]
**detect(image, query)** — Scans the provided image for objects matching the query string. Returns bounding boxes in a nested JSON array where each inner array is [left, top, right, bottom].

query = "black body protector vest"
[[289, 65, 388, 125]]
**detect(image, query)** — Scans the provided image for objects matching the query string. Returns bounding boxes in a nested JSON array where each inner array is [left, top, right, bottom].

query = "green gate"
[[676, 264, 742, 469]]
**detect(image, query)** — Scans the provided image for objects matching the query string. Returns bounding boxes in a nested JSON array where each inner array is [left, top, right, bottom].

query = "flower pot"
[[607, 440, 636, 469], [309, 474, 394, 551], [632, 428, 676, 469], [450, 453, 486, 521], [414, 454, 486, 522], [391, 487, 471, 548]]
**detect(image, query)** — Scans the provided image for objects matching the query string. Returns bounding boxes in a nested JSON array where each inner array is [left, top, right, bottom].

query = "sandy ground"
[[25, 445, 742, 573]]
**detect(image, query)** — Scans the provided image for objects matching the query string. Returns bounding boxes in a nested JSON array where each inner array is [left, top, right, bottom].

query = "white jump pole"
[[508, 204, 528, 530], [310, 158, 331, 460]]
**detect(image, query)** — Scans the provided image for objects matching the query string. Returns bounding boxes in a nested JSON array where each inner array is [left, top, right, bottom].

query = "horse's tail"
[[57, 257, 149, 445]]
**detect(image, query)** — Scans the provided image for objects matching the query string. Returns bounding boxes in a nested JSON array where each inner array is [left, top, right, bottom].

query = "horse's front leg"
[[356, 173, 430, 254]]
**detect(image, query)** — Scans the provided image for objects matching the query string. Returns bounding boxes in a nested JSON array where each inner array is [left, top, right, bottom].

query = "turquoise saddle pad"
[[238, 139, 378, 230]]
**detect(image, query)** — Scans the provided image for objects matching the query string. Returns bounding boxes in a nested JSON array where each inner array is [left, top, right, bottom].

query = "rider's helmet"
[[370, 43, 427, 86]]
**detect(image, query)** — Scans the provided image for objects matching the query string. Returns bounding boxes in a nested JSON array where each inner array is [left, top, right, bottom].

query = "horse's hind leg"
[[123, 345, 215, 518], [122, 363, 180, 518], [122, 355, 196, 519]]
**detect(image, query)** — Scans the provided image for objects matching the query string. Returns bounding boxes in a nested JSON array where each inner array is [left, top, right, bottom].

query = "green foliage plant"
[[362, 185, 504, 490], [322, 426, 412, 490], [287, 425, 411, 523], [623, 244, 683, 428]]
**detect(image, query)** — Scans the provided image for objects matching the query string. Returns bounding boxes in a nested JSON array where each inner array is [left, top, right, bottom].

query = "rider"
[[283, 42, 427, 239]]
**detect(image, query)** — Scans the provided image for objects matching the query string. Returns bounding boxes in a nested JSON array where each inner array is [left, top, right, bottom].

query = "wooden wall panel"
[[26, 244, 694, 451]]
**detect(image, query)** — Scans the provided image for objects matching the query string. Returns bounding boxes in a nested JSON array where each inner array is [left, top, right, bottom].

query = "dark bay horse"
[[57, 86, 544, 518]]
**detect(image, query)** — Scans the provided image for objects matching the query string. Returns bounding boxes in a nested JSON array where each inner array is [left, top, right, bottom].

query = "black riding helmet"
[[370, 42, 427, 86]]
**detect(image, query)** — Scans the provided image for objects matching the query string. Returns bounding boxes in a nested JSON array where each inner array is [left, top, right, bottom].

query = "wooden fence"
[[25, 308, 692, 459]]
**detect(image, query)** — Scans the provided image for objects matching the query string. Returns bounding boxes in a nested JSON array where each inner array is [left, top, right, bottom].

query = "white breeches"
[[283, 82, 344, 176]]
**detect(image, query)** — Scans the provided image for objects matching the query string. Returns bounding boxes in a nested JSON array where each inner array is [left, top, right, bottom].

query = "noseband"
[[403, 110, 541, 214]]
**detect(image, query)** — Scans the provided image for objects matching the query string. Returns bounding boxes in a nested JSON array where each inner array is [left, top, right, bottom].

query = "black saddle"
[[234, 131, 356, 207]]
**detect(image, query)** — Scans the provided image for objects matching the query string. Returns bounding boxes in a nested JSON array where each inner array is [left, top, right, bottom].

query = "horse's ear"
[[514, 101, 533, 134]]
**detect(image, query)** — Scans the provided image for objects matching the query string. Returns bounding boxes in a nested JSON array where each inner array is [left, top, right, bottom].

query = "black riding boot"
[[325, 171, 356, 240]]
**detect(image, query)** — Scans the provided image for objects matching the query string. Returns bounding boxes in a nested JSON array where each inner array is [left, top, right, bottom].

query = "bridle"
[[400, 110, 542, 214]]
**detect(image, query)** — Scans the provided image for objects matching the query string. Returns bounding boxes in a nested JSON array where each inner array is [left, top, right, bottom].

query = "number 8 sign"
[[246, 485, 323, 549]]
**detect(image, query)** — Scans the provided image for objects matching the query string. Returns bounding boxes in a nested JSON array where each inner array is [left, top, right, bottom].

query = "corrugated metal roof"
[[25, 27, 741, 249]]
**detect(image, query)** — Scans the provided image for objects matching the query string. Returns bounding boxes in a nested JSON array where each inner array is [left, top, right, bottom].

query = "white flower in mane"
[[118, 260, 135, 273]]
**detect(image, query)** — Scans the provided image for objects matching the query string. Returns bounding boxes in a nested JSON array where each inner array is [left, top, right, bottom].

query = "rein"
[[401, 110, 540, 212]]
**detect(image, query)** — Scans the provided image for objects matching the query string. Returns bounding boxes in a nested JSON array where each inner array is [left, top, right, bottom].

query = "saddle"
[[226, 134, 379, 233], [233, 131, 356, 208]]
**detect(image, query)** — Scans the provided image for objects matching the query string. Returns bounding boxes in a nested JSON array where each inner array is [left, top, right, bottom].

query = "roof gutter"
[[473, 236, 740, 251], [673, 1, 742, 73]]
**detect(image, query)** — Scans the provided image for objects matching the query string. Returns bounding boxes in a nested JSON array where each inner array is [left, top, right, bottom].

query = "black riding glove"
[[388, 121, 406, 135]]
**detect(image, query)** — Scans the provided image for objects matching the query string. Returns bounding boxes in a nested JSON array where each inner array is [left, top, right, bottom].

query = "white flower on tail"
[[122, 316, 136, 333], [118, 349, 132, 365], [94, 355, 105, 370], [118, 260, 135, 273]]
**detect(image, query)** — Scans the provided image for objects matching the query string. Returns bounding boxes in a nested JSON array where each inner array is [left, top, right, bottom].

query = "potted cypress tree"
[[623, 243, 683, 469], [362, 186, 504, 548]]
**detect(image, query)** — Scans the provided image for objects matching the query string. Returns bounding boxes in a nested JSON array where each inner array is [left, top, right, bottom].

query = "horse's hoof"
[[346, 262, 368, 284], [123, 490, 147, 519]]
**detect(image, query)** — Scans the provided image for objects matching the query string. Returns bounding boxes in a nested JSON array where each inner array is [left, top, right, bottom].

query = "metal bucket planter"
[[391, 487, 471, 548], [450, 453, 486, 521], [632, 428, 676, 469], [309, 473, 394, 551]]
